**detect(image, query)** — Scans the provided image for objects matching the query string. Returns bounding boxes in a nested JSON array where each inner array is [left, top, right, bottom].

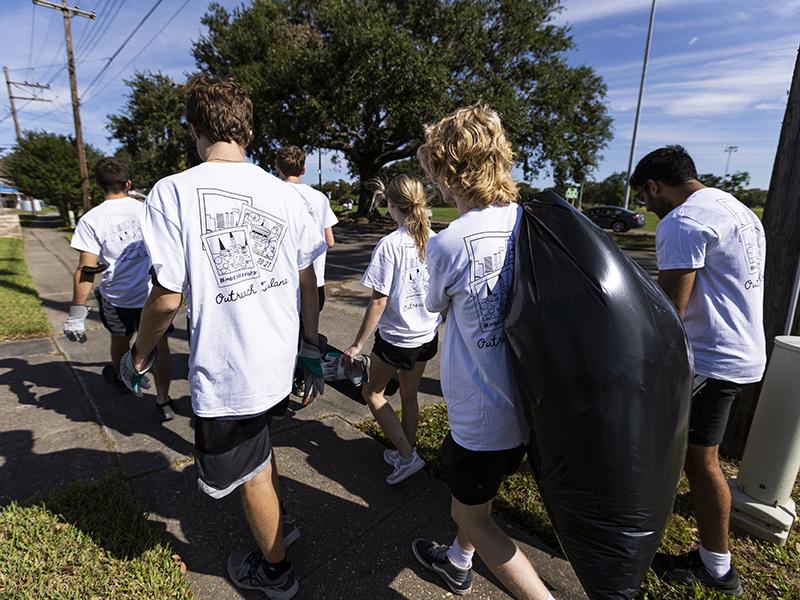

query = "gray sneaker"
[[383, 448, 400, 466], [386, 449, 425, 485], [411, 539, 473, 595], [227, 550, 299, 599], [282, 512, 300, 548]]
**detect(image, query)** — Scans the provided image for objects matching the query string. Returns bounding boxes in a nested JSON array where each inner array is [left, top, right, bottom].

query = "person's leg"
[[110, 334, 131, 378], [240, 458, 285, 563], [154, 335, 172, 405], [451, 497, 550, 600], [685, 444, 730, 553], [397, 360, 426, 449], [363, 353, 412, 459]]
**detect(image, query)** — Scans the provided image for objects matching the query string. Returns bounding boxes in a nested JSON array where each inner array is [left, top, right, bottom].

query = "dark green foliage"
[[4, 131, 103, 220], [107, 71, 195, 191], [194, 0, 613, 213]]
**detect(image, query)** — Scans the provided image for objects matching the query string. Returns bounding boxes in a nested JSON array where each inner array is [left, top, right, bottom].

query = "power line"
[[31, 9, 56, 68], [80, 0, 165, 101], [77, 0, 123, 62], [73, 0, 110, 55], [5, 56, 109, 73], [27, 4, 37, 77], [96, 0, 191, 96]]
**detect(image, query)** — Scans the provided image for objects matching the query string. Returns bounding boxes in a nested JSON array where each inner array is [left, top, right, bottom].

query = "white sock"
[[446, 536, 474, 570], [699, 545, 731, 578], [546, 594, 556, 600]]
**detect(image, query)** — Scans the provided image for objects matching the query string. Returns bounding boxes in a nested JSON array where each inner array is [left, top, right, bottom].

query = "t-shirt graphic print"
[[464, 231, 514, 333], [141, 162, 326, 418]]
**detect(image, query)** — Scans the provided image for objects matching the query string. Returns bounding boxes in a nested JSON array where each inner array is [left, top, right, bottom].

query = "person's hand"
[[297, 339, 324, 406], [342, 343, 362, 369], [64, 305, 89, 343], [119, 345, 156, 397]]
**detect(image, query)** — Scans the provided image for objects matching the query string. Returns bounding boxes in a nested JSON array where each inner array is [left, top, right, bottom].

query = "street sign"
[[565, 187, 579, 200]]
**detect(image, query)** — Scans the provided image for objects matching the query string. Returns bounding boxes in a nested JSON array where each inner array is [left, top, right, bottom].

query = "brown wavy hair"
[[185, 74, 253, 147], [417, 104, 518, 209], [371, 175, 431, 261], [276, 145, 305, 177]]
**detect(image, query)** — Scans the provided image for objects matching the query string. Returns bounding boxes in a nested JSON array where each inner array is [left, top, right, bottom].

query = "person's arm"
[[299, 265, 320, 348], [71, 251, 100, 305], [324, 226, 335, 249], [343, 290, 388, 366], [132, 286, 182, 370], [657, 269, 697, 319]]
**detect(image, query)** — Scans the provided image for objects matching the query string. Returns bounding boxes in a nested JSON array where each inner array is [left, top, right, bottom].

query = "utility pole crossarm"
[[32, 0, 95, 19]]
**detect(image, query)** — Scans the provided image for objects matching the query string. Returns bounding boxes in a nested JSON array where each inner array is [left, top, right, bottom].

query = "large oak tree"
[[194, 0, 613, 213]]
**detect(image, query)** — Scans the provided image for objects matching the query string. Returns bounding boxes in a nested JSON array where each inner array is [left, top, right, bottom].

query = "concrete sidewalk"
[[1, 217, 587, 599]]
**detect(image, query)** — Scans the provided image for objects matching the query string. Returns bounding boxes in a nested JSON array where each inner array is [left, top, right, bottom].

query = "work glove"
[[64, 305, 90, 343], [119, 345, 156, 397], [297, 339, 325, 405]]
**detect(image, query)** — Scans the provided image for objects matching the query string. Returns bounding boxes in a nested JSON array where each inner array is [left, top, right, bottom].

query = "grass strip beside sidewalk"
[[0, 237, 50, 340], [358, 403, 800, 599], [0, 472, 192, 599]]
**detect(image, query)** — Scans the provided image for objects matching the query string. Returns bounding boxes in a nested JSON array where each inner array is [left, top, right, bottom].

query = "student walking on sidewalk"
[[343, 176, 441, 485], [119, 75, 327, 600], [64, 157, 174, 421], [411, 105, 555, 600]]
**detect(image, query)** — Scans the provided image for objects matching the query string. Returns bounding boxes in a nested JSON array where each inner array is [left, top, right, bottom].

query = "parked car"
[[582, 205, 645, 232]]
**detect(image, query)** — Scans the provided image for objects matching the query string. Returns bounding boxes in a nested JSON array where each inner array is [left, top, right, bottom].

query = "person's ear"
[[301, 165, 306, 176], [125, 179, 132, 192], [646, 179, 659, 196], [188, 123, 197, 140]]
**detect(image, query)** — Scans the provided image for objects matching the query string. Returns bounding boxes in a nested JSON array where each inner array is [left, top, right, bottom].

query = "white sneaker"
[[386, 449, 425, 485], [383, 448, 400, 466]]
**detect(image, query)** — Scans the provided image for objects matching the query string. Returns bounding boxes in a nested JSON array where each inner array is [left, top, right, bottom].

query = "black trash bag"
[[504, 191, 691, 599]]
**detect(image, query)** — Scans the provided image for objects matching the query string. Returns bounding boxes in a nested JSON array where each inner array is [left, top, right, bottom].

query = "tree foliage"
[[107, 72, 195, 191], [5, 131, 102, 219], [194, 0, 612, 212]]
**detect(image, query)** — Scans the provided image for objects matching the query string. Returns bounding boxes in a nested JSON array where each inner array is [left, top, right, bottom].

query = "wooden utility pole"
[[722, 43, 800, 458], [3, 66, 51, 142], [32, 0, 96, 212]]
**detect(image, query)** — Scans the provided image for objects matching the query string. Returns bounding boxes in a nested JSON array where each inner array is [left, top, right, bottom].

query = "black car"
[[582, 205, 645, 232]]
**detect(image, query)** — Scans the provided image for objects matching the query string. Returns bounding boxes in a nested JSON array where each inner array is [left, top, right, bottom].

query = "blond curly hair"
[[417, 104, 518, 210]]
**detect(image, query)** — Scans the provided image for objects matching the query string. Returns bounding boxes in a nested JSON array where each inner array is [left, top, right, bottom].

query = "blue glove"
[[64, 305, 89, 343], [298, 339, 324, 405], [119, 345, 156, 397]]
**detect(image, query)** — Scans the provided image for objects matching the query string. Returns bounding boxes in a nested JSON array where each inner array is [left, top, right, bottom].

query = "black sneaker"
[[411, 538, 473, 595], [651, 549, 743, 596], [227, 550, 299, 599], [155, 398, 175, 422]]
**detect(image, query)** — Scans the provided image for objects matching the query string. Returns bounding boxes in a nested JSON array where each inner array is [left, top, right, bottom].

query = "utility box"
[[729, 335, 800, 545]]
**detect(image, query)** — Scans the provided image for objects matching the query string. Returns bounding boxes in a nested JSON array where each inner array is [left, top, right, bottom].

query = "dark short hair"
[[276, 146, 305, 177], [630, 145, 698, 188], [94, 157, 129, 194], [185, 74, 253, 147]]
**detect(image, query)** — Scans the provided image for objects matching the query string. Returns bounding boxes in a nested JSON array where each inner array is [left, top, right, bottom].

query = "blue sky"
[[1, 0, 797, 188]]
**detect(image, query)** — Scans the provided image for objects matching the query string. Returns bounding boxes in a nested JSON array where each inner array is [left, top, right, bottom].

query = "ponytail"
[[370, 175, 430, 261]]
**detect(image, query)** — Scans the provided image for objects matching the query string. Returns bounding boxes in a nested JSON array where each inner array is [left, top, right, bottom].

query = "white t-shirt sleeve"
[[70, 215, 101, 256], [140, 185, 186, 293], [296, 206, 327, 271], [361, 241, 394, 295], [657, 215, 715, 271], [322, 199, 338, 229], [424, 237, 451, 313]]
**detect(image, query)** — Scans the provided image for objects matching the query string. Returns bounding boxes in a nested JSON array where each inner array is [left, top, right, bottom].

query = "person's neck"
[[203, 140, 245, 163], [455, 196, 472, 216], [283, 176, 301, 184], [104, 192, 128, 200], [673, 179, 706, 208]]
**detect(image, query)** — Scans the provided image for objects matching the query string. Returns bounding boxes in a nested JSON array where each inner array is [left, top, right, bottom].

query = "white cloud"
[[689, 36, 699, 45], [555, 0, 695, 25]]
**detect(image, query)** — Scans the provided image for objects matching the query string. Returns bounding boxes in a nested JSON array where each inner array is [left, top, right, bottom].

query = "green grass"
[[0, 473, 192, 599], [0, 237, 50, 340], [357, 403, 800, 599]]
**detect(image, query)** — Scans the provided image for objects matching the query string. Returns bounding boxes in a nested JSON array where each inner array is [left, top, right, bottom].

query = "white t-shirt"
[[361, 227, 441, 347], [140, 162, 327, 418], [70, 197, 151, 308], [287, 183, 338, 286], [656, 187, 766, 384], [425, 203, 527, 451]]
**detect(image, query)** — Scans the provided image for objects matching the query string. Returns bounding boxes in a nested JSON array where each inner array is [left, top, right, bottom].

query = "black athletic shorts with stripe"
[[688, 375, 742, 447]]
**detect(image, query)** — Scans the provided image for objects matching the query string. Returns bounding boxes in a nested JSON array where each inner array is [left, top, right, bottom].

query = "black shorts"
[[194, 408, 274, 499], [95, 289, 141, 337], [439, 431, 526, 506], [688, 376, 742, 447], [372, 330, 438, 371]]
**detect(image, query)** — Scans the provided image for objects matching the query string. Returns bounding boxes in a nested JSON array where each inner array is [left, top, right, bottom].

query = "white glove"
[[119, 345, 156, 397], [64, 305, 89, 343]]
